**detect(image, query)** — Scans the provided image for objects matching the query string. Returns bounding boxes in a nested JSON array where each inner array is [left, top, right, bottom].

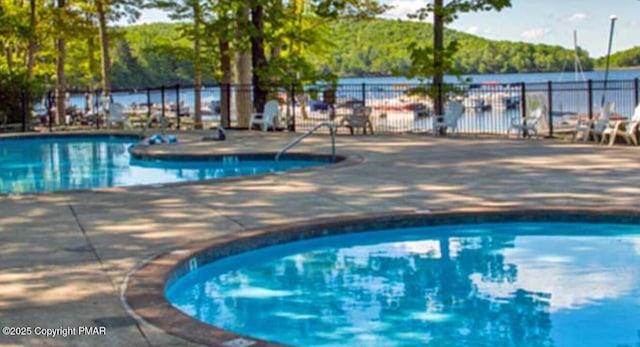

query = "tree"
[[235, 1, 252, 128], [249, 0, 389, 113], [91, 0, 142, 106], [409, 0, 511, 117], [204, 0, 242, 129], [148, 0, 210, 129], [54, 0, 67, 125], [250, 0, 267, 113]]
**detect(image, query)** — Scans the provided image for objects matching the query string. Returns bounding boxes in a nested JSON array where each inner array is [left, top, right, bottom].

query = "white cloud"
[[381, 0, 428, 21], [465, 26, 480, 35], [567, 12, 588, 22], [520, 27, 552, 41], [471, 237, 639, 312], [134, 9, 171, 24]]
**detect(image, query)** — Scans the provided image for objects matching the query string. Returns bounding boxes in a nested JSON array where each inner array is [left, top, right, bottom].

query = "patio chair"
[[249, 100, 281, 131], [600, 104, 640, 146], [106, 102, 130, 129], [433, 101, 464, 135], [338, 105, 374, 135], [510, 104, 546, 139], [573, 101, 614, 142]]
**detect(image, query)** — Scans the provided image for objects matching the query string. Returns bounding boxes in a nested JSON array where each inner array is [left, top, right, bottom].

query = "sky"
[[136, 0, 640, 58]]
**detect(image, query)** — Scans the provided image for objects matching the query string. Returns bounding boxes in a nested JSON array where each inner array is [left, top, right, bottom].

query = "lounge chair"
[[249, 100, 281, 131], [600, 104, 640, 146], [338, 105, 374, 135], [510, 104, 546, 139], [106, 102, 130, 129], [433, 101, 464, 135], [573, 101, 614, 142]]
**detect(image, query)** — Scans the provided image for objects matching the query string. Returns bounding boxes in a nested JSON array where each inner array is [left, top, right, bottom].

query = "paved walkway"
[[1, 131, 639, 346]]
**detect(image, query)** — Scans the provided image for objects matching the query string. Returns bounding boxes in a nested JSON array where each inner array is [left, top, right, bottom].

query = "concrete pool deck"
[[1, 131, 640, 346]]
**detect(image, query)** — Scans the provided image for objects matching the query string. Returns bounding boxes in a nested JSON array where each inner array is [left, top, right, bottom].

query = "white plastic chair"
[[573, 101, 614, 142], [249, 100, 281, 131], [433, 101, 464, 135], [601, 103, 640, 146], [338, 105, 374, 135], [106, 102, 130, 129], [510, 105, 546, 139]]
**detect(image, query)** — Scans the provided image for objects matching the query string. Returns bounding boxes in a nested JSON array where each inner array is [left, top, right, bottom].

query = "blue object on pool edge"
[[147, 134, 177, 145], [166, 222, 640, 347]]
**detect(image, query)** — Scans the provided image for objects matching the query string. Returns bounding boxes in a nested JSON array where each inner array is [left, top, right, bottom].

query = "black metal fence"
[[3, 79, 639, 137]]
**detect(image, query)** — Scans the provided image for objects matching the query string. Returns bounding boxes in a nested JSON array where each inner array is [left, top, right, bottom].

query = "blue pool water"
[[167, 222, 640, 347], [0, 136, 327, 194]]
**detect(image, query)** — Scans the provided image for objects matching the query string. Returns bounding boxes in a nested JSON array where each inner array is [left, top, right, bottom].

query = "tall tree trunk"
[[26, 0, 37, 81], [87, 12, 98, 90], [87, 34, 97, 114], [55, 38, 66, 125], [235, 2, 252, 128], [250, 4, 267, 112], [433, 0, 444, 119], [96, 0, 111, 113], [220, 38, 231, 128], [4, 46, 13, 73], [55, 0, 66, 126], [192, 5, 202, 129], [290, 0, 307, 121]]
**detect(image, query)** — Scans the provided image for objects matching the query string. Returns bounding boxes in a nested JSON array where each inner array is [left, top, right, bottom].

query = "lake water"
[[70, 69, 640, 109], [64, 68, 640, 133], [342, 69, 640, 85]]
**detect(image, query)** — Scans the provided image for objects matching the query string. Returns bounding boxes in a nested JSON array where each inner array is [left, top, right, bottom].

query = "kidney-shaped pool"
[[0, 135, 341, 194], [154, 212, 640, 347]]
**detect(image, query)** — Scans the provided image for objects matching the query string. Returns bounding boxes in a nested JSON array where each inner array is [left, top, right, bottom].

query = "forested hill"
[[111, 18, 595, 89], [594, 46, 640, 69], [316, 19, 593, 76]]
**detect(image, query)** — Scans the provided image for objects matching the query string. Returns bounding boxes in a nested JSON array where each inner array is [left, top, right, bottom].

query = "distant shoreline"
[[593, 66, 640, 71]]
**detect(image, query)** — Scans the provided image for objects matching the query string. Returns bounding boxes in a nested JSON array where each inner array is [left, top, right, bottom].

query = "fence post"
[[21, 91, 27, 132], [146, 88, 151, 120], [95, 90, 100, 129], [547, 81, 553, 138], [634, 78, 639, 107], [587, 79, 593, 121], [290, 83, 296, 132], [361, 83, 366, 106], [225, 83, 231, 127], [160, 85, 166, 133], [437, 82, 444, 135], [175, 84, 181, 129], [47, 90, 53, 132], [520, 82, 526, 137]]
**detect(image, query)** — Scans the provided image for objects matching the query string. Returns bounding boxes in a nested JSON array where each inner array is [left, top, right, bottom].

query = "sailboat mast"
[[573, 30, 587, 83]]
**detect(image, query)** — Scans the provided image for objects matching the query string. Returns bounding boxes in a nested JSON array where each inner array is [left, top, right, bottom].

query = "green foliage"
[[595, 46, 640, 69], [408, 0, 511, 94], [313, 18, 588, 77], [406, 40, 461, 81], [312, 0, 391, 18], [0, 70, 41, 124], [85, 18, 596, 89], [110, 23, 210, 89], [410, 0, 511, 23]]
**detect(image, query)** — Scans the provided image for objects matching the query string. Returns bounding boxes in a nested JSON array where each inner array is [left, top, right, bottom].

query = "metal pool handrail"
[[275, 122, 336, 162]]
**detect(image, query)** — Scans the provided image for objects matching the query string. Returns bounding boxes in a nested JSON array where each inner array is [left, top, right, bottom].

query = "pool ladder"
[[275, 122, 336, 162]]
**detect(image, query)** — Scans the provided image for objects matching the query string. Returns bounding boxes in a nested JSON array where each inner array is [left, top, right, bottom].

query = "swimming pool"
[[132, 211, 640, 347], [0, 135, 335, 194]]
